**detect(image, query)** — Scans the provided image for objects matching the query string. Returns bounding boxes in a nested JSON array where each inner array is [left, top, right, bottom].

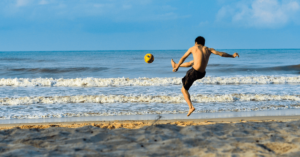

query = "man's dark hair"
[[195, 36, 205, 46]]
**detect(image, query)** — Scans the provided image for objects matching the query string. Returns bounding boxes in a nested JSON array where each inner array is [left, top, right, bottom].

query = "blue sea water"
[[0, 49, 299, 119]]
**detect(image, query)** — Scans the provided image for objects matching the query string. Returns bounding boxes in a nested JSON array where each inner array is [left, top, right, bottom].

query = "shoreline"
[[1, 115, 300, 130], [1, 108, 300, 125]]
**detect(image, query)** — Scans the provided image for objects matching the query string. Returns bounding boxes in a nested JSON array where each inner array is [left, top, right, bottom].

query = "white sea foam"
[[1, 76, 300, 87], [2, 102, 300, 119], [1, 94, 300, 106]]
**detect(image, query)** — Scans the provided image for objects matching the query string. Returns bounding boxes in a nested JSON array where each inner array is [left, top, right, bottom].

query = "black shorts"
[[182, 68, 206, 90]]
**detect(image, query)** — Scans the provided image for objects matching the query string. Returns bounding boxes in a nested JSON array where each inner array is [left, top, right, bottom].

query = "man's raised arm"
[[209, 48, 239, 58], [173, 48, 192, 72]]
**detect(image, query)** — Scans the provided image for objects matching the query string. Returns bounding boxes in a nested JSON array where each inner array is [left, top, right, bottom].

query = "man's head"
[[195, 36, 205, 46]]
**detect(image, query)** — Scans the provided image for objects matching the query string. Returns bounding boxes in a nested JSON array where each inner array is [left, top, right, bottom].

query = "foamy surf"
[[2, 101, 300, 119], [1, 94, 300, 106], [1, 76, 300, 87]]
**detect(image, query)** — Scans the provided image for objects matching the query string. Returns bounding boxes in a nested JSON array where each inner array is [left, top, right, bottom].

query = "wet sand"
[[1, 116, 300, 156]]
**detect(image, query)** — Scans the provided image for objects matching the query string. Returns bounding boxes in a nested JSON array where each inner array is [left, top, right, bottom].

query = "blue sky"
[[0, 0, 300, 51]]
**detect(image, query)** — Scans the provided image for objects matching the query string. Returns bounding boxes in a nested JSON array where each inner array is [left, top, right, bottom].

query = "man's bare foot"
[[187, 107, 195, 117], [171, 59, 177, 68]]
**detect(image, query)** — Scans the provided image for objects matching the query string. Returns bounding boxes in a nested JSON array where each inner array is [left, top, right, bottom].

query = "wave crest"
[[1, 94, 300, 105], [1, 76, 300, 87]]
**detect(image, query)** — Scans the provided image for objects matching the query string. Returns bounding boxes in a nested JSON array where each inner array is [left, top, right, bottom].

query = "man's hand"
[[173, 67, 179, 72], [233, 52, 239, 58]]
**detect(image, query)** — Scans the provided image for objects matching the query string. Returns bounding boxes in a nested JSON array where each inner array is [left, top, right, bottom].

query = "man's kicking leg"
[[171, 59, 194, 68], [181, 86, 195, 116]]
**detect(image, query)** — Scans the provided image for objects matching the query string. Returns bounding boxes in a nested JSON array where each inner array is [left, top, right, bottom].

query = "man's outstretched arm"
[[209, 48, 239, 58], [173, 49, 192, 72]]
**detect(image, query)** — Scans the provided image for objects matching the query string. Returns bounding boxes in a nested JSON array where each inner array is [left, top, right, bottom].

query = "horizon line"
[[1, 48, 300, 52]]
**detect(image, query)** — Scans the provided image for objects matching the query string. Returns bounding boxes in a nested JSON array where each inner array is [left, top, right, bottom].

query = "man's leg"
[[181, 86, 195, 116], [171, 59, 194, 68]]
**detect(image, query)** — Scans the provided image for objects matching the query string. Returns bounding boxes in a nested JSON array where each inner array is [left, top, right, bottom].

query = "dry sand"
[[1, 116, 300, 156]]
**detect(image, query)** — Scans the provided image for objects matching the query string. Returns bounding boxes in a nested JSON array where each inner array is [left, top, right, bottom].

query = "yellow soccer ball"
[[144, 53, 154, 63]]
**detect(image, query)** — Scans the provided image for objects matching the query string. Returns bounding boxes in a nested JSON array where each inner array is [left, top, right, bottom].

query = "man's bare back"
[[189, 45, 211, 72], [171, 36, 239, 117]]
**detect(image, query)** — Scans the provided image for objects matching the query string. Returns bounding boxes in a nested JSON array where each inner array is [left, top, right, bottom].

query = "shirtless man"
[[171, 36, 239, 116]]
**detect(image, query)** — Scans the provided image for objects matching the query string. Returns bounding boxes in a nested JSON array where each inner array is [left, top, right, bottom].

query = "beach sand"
[[1, 116, 300, 156]]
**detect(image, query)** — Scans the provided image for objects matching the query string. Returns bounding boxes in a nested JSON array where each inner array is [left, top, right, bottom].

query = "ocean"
[[0, 49, 300, 120]]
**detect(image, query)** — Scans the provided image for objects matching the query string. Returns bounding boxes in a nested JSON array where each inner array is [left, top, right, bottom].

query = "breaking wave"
[[1, 76, 300, 87], [1, 94, 300, 106], [210, 64, 300, 73]]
